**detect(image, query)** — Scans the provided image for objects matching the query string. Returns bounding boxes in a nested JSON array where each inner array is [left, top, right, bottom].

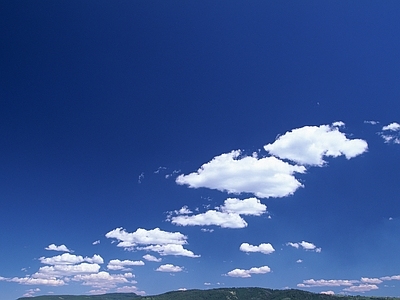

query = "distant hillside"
[[17, 287, 400, 300]]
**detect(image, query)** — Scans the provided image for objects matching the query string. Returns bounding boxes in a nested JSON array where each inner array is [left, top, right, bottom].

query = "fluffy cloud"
[[143, 254, 162, 262], [220, 197, 266, 216], [45, 244, 71, 252], [72, 271, 135, 288], [176, 150, 305, 198], [361, 277, 382, 284], [36, 263, 101, 277], [343, 284, 379, 292], [226, 266, 271, 278], [382, 122, 400, 131], [170, 197, 266, 229], [137, 244, 200, 258], [156, 264, 183, 272], [171, 210, 247, 229], [239, 243, 275, 255], [106, 228, 198, 258], [0, 276, 65, 286], [287, 241, 321, 252], [107, 259, 144, 271], [298, 279, 356, 287], [105, 228, 188, 247], [264, 123, 368, 166], [380, 275, 400, 281], [39, 253, 103, 265]]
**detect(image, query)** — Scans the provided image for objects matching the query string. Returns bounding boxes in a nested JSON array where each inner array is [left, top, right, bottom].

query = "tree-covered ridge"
[[17, 288, 400, 300]]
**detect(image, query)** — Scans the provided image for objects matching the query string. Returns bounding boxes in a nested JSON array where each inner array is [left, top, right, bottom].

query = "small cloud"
[[138, 172, 144, 184], [92, 240, 100, 245], [107, 259, 144, 271], [382, 122, 400, 131], [201, 228, 214, 233], [332, 121, 345, 127], [45, 244, 71, 253], [320, 291, 335, 295], [154, 166, 166, 174], [364, 120, 379, 125], [204, 282, 211, 286], [343, 284, 379, 293], [296, 259, 303, 263], [286, 241, 321, 252], [226, 266, 271, 278], [239, 243, 275, 255], [156, 264, 183, 273], [143, 254, 161, 262]]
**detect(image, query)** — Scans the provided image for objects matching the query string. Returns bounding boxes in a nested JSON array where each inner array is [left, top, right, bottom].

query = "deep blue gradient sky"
[[2, 1, 400, 299]]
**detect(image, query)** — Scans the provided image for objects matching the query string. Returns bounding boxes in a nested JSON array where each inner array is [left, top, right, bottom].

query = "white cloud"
[[105, 227, 188, 247], [220, 197, 266, 216], [116, 285, 146, 295], [143, 254, 161, 262], [380, 275, 400, 281], [320, 291, 335, 295], [45, 244, 71, 252], [226, 266, 271, 278], [36, 263, 101, 277], [72, 271, 135, 288], [287, 241, 321, 252], [343, 284, 379, 292], [239, 243, 275, 255], [332, 121, 345, 127], [364, 120, 379, 125], [171, 210, 247, 229], [298, 279, 356, 287], [361, 277, 382, 284], [176, 150, 305, 198], [382, 122, 400, 131], [22, 288, 41, 297], [156, 264, 183, 272], [264, 124, 368, 166], [296, 259, 303, 263], [137, 244, 200, 258], [39, 253, 103, 265], [1, 276, 65, 286], [107, 259, 144, 271], [92, 240, 100, 245]]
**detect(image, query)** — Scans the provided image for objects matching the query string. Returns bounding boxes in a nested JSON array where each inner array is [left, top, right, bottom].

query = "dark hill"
[[17, 287, 400, 300]]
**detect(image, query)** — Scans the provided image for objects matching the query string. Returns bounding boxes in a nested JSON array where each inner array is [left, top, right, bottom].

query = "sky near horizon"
[[1, 1, 400, 299]]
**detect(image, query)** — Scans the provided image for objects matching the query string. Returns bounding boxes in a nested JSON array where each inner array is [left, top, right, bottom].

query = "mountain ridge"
[[16, 287, 400, 300]]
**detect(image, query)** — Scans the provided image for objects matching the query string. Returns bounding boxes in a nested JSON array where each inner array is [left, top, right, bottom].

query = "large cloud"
[[176, 150, 305, 198], [106, 228, 199, 258], [264, 123, 368, 166], [170, 197, 266, 229]]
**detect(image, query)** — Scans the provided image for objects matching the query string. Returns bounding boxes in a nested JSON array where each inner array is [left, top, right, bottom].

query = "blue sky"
[[1, 1, 400, 299]]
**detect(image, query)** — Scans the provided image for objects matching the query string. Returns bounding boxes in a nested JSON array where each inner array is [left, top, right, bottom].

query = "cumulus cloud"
[[379, 122, 400, 144], [176, 150, 305, 198], [220, 197, 266, 216], [36, 263, 101, 277], [143, 254, 161, 262], [105, 228, 188, 247], [264, 123, 368, 166], [361, 277, 382, 284], [382, 122, 400, 131], [239, 243, 275, 255], [72, 271, 135, 288], [39, 253, 103, 265], [380, 275, 400, 281], [171, 210, 247, 229], [156, 264, 183, 272], [106, 228, 199, 258], [298, 279, 356, 287], [107, 259, 144, 271], [343, 284, 379, 292], [45, 244, 71, 252], [0, 276, 65, 286], [287, 241, 321, 252], [169, 197, 267, 229], [137, 244, 200, 258], [226, 266, 271, 278]]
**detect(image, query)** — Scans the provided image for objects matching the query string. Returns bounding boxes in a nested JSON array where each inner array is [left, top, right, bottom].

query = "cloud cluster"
[[379, 122, 400, 144], [226, 266, 271, 278], [169, 197, 267, 229], [177, 123, 367, 199], [106, 227, 199, 258], [298, 275, 400, 293]]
